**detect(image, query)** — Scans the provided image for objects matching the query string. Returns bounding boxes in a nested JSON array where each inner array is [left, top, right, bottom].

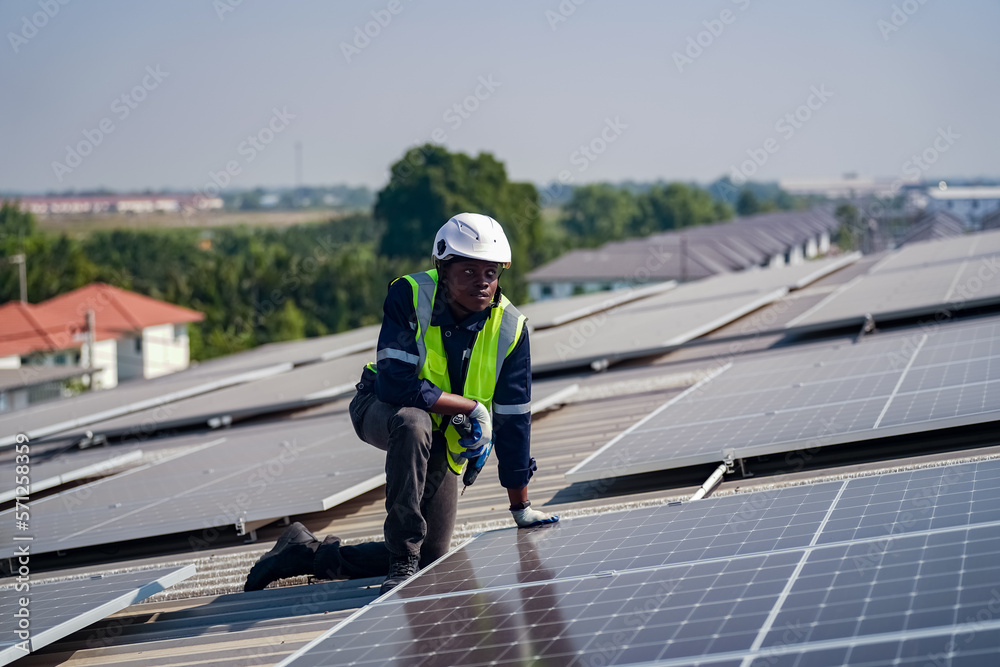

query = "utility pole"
[[9, 253, 27, 302], [85, 309, 96, 389]]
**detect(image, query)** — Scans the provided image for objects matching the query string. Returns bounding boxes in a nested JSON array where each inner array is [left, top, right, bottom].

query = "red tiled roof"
[[0, 284, 203, 358], [0, 302, 65, 357]]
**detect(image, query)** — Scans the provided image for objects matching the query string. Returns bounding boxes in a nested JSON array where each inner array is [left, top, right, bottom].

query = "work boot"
[[379, 554, 420, 595], [244, 522, 320, 592], [312, 535, 344, 580]]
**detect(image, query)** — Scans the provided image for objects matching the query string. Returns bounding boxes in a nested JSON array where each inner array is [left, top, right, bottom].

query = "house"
[[0, 284, 203, 411]]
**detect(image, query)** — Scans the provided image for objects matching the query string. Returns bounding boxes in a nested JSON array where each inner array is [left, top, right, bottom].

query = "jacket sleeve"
[[373, 278, 443, 409], [491, 326, 534, 489]]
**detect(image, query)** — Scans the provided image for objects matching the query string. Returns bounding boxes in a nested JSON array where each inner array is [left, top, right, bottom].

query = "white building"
[[924, 186, 1000, 230]]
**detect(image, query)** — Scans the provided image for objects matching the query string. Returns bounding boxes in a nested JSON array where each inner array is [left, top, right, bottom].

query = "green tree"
[[1, 202, 98, 303], [834, 203, 861, 252], [736, 189, 761, 216], [0, 200, 37, 239], [374, 144, 543, 302], [631, 183, 722, 236], [562, 184, 639, 246]]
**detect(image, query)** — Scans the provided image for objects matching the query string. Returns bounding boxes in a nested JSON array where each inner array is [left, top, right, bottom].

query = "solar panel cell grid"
[[398, 482, 842, 599], [567, 317, 1000, 482], [282, 460, 1000, 666], [817, 462, 1000, 544], [763, 526, 1000, 651], [290, 554, 801, 667]]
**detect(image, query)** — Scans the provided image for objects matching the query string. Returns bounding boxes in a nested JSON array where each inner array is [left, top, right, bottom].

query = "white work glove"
[[460, 401, 493, 457], [511, 502, 560, 528]]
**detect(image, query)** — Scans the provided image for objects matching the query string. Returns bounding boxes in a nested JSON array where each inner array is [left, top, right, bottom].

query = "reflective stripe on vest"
[[399, 270, 526, 475]]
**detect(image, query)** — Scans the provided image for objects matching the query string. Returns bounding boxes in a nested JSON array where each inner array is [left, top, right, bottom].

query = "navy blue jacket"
[[373, 277, 534, 489]]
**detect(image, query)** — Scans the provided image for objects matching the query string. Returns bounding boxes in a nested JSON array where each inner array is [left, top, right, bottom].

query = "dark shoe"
[[312, 535, 344, 580], [379, 554, 420, 595], [244, 522, 320, 592]]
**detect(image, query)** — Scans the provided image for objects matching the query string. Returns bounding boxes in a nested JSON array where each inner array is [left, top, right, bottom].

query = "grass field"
[[37, 208, 355, 236]]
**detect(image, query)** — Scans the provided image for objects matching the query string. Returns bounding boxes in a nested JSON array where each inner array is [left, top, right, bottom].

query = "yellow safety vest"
[[366, 270, 527, 474]]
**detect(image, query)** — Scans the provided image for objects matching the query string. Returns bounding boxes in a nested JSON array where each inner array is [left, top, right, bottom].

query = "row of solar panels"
[[0, 379, 579, 561], [3, 232, 999, 562], [7, 230, 998, 452], [10, 455, 999, 666], [278, 457, 1000, 665]]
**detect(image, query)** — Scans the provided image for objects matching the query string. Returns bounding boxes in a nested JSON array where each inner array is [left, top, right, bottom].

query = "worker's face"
[[444, 259, 501, 313]]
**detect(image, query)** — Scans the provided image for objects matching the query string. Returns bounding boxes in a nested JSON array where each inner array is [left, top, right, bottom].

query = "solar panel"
[[0, 328, 378, 448], [0, 565, 195, 665], [565, 315, 1000, 482], [54, 352, 370, 443], [518, 281, 677, 330], [787, 230, 1000, 333], [0, 415, 384, 558], [278, 459, 1000, 666], [0, 448, 143, 504], [531, 255, 859, 373]]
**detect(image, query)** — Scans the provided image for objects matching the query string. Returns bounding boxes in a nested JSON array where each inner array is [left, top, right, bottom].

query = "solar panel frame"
[[0, 564, 195, 665]]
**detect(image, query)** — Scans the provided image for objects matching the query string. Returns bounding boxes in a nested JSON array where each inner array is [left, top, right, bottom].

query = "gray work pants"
[[346, 390, 458, 568]]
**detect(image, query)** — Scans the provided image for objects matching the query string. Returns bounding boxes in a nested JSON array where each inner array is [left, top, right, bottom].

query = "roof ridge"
[[11, 301, 60, 351], [98, 283, 146, 331]]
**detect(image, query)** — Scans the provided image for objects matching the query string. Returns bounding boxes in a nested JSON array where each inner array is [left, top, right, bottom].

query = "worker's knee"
[[389, 407, 433, 440]]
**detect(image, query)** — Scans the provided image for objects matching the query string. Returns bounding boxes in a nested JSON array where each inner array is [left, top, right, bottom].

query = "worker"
[[245, 212, 558, 595]]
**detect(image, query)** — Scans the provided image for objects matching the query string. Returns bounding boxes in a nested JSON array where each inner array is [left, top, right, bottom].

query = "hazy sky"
[[2, 0, 997, 193]]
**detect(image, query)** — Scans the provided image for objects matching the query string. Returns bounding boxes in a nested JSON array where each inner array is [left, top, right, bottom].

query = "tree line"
[[2, 144, 803, 361]]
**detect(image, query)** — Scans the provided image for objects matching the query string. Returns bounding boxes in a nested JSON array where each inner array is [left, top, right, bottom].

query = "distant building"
[[0, 284, 203, 412], [924, 186, 1000, 230], [12, 193, 223, 216], [897, 210, 965, 247], [779, 176, 906, 199], [526, 209, 837, 301]]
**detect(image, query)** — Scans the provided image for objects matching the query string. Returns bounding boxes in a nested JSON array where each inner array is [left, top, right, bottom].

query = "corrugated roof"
[[527, 209, 838, 283], [898, 210, 966, 245]]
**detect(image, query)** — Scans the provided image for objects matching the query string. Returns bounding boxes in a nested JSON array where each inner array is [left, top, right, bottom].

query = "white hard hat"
[[432, 213, 512, 267]]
